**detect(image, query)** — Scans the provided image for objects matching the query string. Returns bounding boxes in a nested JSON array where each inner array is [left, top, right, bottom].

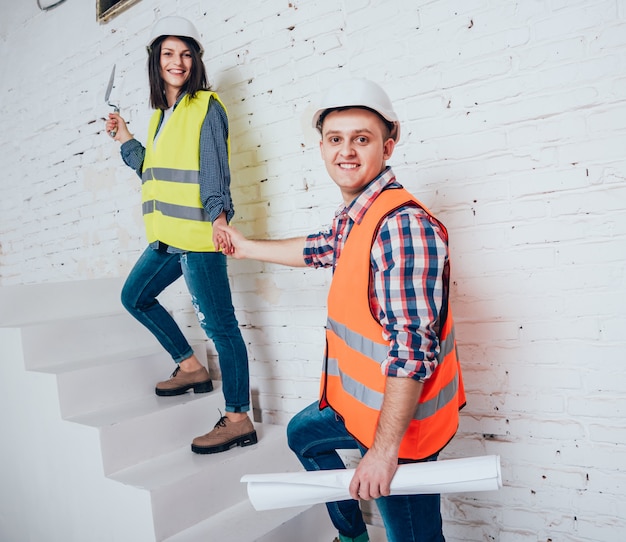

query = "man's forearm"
[[372, 377, 423, 459], [348, 376, 424, 500], [237, 236, 308, 267]]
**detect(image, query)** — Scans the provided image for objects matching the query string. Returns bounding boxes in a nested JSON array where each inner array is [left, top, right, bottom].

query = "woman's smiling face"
[[159, 36, 193, 93], [319, 107, 396, 205]]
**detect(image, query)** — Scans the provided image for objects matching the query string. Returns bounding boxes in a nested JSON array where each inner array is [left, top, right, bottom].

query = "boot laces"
[[214, 413, 228, 429]]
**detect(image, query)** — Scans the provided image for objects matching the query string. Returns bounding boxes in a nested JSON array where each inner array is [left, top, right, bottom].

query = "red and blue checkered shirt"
[[304, 167, 448, 382]]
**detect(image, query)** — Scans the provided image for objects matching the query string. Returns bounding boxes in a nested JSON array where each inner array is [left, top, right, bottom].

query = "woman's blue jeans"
[[287, 402, 445, 542], [121, 245, 250, 413]]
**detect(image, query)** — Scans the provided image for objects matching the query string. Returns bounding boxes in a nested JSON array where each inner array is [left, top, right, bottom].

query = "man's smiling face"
[[319, 107, 395, 205]]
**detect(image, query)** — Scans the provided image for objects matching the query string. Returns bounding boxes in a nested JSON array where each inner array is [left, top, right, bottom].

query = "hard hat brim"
[[311, 79, 401, 142]]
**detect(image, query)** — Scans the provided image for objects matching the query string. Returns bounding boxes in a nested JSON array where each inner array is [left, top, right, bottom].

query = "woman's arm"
[[199, 97, 233, 222], [198, 96, 235, 250], [106, 112, 145, 179]]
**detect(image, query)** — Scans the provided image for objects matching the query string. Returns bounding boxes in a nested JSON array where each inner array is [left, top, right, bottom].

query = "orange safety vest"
[[321, 187, 466, 460]]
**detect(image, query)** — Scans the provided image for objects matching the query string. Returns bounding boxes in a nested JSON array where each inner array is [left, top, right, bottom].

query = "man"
[[222, 79, 465, 542]]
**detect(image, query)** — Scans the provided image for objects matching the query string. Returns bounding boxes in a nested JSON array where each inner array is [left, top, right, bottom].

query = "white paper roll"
[[241, 455, 502, 511]]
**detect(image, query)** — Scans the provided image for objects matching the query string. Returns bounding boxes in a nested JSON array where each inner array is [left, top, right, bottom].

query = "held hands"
[[214, 225, 306, 266], [349, 446, 399, 501], [212, 214, 233, 254], [215, 223, 249, 258], [105, 112, 133, 143]]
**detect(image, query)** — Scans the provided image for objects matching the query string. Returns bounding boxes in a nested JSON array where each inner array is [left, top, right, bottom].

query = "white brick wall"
[[1, 0, 625, 540]]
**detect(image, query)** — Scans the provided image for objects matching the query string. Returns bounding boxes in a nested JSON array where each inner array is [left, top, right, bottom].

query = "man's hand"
[[349, 377, 424, 501], [216, 225, 308, 267], [218, 223, 250, 258], [349, 446, 398, 500]]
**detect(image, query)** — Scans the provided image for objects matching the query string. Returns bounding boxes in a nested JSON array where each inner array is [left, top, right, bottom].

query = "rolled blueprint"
[[241, 455, 502, 511]]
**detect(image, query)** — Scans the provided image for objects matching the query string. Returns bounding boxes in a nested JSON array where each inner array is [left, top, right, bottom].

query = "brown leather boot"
[[191, 415, 258, 454], [155, 366, 213, 396]]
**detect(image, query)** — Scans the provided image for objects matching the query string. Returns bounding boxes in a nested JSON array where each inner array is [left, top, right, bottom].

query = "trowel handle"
[[108, 106, 120, 137]]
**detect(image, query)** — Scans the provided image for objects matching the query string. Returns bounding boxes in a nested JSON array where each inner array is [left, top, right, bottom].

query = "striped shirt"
[[304, 167, 448, 382]]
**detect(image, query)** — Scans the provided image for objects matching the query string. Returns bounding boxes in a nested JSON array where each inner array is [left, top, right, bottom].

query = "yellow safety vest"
[[321, 187, 466, 460], [141, 91, 229, 251]]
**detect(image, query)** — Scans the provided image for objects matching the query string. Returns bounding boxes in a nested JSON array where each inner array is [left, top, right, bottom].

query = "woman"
[[106, 16, 256, 455]]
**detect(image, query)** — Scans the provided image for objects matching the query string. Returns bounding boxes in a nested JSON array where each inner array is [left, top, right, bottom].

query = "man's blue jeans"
[[287, 402, 445, 542], [121, 245, 250, 413]]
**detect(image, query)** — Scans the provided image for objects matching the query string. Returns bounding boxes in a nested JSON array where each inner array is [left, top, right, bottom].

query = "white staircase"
[[0, 278, 338, 542]]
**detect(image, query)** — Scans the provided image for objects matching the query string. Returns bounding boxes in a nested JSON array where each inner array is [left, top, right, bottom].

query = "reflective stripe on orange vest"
[[325, 317, 458, 421], [321, 186, 465, 460]]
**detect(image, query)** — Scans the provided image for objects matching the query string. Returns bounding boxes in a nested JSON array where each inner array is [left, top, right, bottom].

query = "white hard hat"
[[312, 78, 400, 142], [147, 16, 204, 55]]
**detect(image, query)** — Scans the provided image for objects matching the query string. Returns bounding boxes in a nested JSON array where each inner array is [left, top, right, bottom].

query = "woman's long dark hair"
[[147, 35, 210, 110]]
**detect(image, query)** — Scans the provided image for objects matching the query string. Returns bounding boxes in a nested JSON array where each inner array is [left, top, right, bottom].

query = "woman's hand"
[[212, 213, 233, 254], [106, 112, 133, 143]]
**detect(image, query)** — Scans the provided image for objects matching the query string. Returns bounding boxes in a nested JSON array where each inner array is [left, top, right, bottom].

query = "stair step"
[[20, 311, 160, 370], [55, 345, 206, 418], [111, 423, 302, 540], [38, 343, 173, 374], [69, 385, 226, 475], [164, 500, 335, 542], [0, 277, 126, 326], [164, 498, 387, 542]]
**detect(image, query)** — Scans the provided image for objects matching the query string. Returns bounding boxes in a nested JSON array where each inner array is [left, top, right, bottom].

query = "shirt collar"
[[335, 166, 400, 224]]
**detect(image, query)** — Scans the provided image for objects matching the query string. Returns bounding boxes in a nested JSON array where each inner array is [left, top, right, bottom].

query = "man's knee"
[[286, 410, 305, 452], [286, 403, 319, 452]]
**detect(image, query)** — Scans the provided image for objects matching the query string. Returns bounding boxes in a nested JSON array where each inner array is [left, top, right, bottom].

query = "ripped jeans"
[[121, 245, 250, 412]]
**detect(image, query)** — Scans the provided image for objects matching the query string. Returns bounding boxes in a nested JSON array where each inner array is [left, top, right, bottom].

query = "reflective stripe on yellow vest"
[[321, 187, 466, 460], [141, 91, 229, 251]]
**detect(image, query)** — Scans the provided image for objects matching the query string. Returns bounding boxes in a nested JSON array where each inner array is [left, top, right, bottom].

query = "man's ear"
[[383, 137, 396, 160]]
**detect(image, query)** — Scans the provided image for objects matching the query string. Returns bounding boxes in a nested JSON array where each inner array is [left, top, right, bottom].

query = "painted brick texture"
[[1, 1, 625, 540]]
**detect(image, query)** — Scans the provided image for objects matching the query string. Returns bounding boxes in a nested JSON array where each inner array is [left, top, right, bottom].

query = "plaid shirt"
[[304, 167, 448, 381]]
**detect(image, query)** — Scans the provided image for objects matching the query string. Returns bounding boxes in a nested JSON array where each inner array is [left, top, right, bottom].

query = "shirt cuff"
[[120, 138, 144, 170], [382, 357, 436, 381]]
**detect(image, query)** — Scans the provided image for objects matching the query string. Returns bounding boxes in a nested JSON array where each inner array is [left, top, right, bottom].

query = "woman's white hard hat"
[[147, 16, 204, 55], [312, 78, 400, 142]]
